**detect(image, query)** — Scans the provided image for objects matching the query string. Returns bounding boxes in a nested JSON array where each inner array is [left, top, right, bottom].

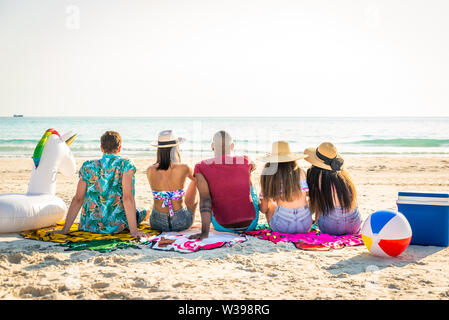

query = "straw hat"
[[151, 130, 185, 148], [304, 142, 344, 171], [258, 141, 306, 163]]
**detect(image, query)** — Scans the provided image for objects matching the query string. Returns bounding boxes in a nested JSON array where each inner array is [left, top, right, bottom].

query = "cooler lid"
[[398, 191, 449, 198], [398, 191, 449, 206]]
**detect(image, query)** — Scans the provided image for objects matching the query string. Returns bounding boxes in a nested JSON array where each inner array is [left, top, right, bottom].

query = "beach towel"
[[245, 224, 363, 251], [21, 220, 160, 243], [61, 239, 141, 252], [142, 229, 247, 253]]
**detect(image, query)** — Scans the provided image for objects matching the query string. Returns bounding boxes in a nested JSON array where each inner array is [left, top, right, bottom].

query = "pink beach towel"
[[141, 229, 247, 253], [245, 227, 363, 251]]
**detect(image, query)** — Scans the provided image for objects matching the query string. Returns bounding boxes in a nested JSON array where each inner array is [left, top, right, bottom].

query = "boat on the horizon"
[[13, 114, 24, 118]]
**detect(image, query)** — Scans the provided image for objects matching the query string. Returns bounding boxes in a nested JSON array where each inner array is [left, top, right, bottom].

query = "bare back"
[[276, 191, 308, 208], [147, 163, 194, 213], [277, 168, 308, 208]]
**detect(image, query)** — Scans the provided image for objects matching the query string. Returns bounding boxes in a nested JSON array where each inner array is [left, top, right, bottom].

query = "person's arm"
[[122, 170, 149, 239], [186, 164, 195, 182], [146, 166, 152, 184], [259, 197, 268, 214], [259, 196, 277, 223], [188, 173, 211, 240], [48, 178, 86, 234], [250, 161, 256, 172]]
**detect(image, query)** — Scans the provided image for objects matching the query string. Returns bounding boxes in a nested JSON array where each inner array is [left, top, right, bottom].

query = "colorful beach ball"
[[361, 210, 412, 257]]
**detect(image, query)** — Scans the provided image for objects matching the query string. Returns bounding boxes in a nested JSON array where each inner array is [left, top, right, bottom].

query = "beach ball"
[[361, 210, 412, 257]]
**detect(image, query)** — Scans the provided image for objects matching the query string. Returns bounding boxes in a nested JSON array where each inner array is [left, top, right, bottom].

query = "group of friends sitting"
[[50, 129, 362, 240]]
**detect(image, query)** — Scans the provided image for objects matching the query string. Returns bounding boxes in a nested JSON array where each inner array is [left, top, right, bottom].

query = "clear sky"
[[0, 0, 448, 117]]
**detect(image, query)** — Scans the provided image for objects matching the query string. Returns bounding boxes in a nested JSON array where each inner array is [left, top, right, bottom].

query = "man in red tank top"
[[189, 131, 258, 239]]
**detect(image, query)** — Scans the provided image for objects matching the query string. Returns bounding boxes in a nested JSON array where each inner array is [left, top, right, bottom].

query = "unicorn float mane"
[[32, 128, 60, 168]]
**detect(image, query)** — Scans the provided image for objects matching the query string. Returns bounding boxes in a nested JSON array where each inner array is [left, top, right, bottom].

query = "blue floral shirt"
[[78, 154, 146, 234]]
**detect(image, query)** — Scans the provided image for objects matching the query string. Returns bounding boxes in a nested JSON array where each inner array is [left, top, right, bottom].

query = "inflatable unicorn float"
[[0, 129, 77, 233]]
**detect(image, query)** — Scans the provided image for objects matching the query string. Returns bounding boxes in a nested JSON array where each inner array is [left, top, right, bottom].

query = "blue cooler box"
[[397, 191, 449, 246]]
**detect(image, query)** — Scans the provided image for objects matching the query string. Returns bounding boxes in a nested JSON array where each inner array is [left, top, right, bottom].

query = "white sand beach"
[[1, 156, 449, 300]]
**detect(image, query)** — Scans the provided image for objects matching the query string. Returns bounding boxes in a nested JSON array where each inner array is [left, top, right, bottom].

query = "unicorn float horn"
[[61, 130, 77, 146], [65, 134, 77, 146]]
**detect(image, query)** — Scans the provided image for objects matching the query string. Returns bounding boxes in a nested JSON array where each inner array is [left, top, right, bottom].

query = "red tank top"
[[194, 155, 255, 225]]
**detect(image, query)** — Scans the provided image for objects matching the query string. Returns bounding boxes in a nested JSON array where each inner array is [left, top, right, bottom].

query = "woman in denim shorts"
[[304, 142, 362, 235], [147, 130, 198, 232], [258, 141, 312, 234]]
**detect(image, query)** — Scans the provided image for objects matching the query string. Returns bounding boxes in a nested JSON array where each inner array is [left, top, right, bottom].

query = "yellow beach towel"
[[21, 221, 160, 243]]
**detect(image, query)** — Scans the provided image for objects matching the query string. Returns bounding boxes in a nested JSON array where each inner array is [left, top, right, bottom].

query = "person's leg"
[[136, 208, 148, 225]]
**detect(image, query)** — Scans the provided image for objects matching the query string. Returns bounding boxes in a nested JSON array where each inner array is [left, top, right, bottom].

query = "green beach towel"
[[61, 239, 141, 252]]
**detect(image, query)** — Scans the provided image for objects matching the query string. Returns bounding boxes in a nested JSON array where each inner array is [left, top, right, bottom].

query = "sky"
[[0, 0, 448, 117]]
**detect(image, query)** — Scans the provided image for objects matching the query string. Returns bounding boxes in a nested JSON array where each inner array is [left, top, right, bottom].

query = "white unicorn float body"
[[0, 129, 77, 233]]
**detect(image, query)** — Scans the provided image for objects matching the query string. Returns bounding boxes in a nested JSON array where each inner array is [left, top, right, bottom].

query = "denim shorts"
[[317, 207, 362, 235], [149, 207, 194, 232], [269, 205, 313, 234]]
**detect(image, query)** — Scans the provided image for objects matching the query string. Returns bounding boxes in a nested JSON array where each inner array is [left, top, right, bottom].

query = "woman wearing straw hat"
[[304, 142, 361, 235], [258, 141, 312, 234], [146, 130, 198, 231]]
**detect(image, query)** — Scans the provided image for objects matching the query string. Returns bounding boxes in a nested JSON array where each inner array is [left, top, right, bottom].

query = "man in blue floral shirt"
[[50, 131, 150, 238]]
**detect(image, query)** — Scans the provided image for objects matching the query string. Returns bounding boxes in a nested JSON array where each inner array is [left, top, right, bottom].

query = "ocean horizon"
[[1, 116, 448, 159]]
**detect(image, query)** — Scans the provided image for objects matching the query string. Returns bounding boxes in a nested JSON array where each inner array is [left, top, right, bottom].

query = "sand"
[[1, 156, 449, 300]]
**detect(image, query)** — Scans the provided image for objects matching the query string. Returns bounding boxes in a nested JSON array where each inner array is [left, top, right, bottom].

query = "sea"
[[0, 117, 448, 159]]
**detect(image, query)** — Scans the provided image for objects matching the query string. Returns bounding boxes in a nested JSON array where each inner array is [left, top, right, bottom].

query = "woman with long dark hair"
[[258, 141, 312, 233], [304, 142, 361, 235], [147, 130, 197, 231]]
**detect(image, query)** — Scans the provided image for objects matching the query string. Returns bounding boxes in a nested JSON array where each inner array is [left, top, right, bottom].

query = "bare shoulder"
[[182, 163, 192, 172], [172, 163, 191, 172], [146, 163, 158, 175]]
